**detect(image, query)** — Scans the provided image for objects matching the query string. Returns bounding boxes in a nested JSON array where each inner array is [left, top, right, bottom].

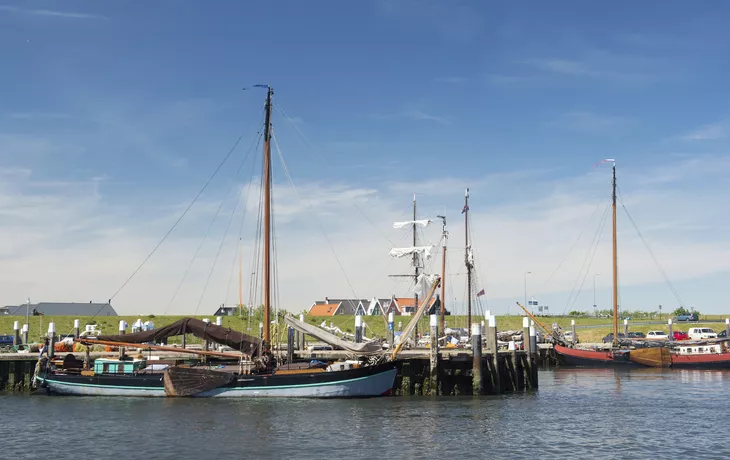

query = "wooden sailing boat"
[[554, 160, 637, 366], [37, 86, 400, 397]]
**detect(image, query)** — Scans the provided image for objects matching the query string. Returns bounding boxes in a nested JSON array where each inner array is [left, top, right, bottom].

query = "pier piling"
[[258, 321, 263, 355], [47, 322, 56, 359], [387, 312, 395, 349], [472, 323, 482, 395], [287, 326, 294, 364], [624, 319, 628, 336], [74, 319, 80, 339], [299, 314, 306, 351], [725, 319, 729, 339], [429, 314, 439, 395], [118, 321, 126, 357], [668, 319, 673, 342], [571, 319, 576, 345], [13, 321, 19, 346], [22, 324, 28, 347], [488, 315, 500, 394], [355, 315, 363, 343]]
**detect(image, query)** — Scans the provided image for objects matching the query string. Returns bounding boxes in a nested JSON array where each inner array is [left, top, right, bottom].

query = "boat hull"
[[554, 344, 640, 367], [37, 361, 399, 398], [669, 353, 730, 370]]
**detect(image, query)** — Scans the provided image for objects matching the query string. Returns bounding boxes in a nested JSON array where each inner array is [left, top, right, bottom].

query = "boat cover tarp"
[[283, 315, 382, 355], [98, 318, 261, 357]]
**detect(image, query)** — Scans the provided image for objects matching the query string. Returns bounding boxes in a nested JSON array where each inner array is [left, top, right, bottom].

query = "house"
[[390, 296, 441, 316], [308, 298, 369, 316], [0, 306, 9, 315], [3, 301, 118, 316], [214, 305, 241, 316], [366, 298, 393, 316]]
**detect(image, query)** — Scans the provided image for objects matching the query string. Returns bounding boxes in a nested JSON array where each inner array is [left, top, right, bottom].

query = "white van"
[[687, 327, 717, 340]]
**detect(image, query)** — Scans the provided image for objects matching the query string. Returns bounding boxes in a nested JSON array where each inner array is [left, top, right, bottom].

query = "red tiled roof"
[[309, 303, 340, 316]]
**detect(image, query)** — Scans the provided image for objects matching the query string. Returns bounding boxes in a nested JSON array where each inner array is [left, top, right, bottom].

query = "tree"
[[673, 306, 689, 317]]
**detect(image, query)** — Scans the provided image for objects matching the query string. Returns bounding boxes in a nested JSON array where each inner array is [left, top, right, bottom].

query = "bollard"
[[13, 321, 20, 346], [47, 322, 56, 359], [429, 314, 439, 395], [355, 315, 363, 343], [299, 313, 306, 351], [287, 326, 294, 364], [118, 320, 126, 358], [202, 318, 210, 352], [258, 321, 264, 356], [216, 316, 222, 326], [624, 318, 628, 336], [472, 323, 482, 395], [668, 319, 673, 342], [726, 318, 730, 339], [489, 315, 500, 393], [74, 319, 80, 339], [522, 317, 529, 352], [571, 319, 576, 345], [388, 312, 395, 349], [22, 324, 28, 346]]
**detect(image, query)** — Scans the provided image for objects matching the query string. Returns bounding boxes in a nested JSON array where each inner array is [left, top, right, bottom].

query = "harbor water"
[[2, 368, 729, 459]]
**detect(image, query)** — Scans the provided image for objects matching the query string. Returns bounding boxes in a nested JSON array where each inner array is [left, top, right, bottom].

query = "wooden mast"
[[238, 237, 243, 315], [465, 188, 472, 329], [439, 215, 447, 333], [413, 193, 419, 337], [262, 86, 273, 347], [611, 163, 619, 347]]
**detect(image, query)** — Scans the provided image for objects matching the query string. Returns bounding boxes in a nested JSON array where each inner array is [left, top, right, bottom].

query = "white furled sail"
[[389, 245, 434, 260], [414, 273, 439, 297], [393, 219, 432, 229]]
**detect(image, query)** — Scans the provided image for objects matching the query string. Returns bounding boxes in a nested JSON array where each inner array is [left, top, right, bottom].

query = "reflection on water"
[[2, 368, 729, 459]]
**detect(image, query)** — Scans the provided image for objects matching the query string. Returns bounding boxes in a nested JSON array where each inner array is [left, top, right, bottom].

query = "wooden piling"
[[429, 314, 439, 396], [624, 319, 628, 336], [488, 315, 500, 394], [726, 318, 729, 339], [522, 317, 532, 388], [472, 323, 482, 395], [571, 319, 576, 345], [258, 321, 263, 356], [47, 322, 56, 359], [118, 320, 126, 358], [529, 325, 538, 389], [355, 315, 363, 343], [22, 324, 28, 346], [74, 319, 80, 339], [287, 327, 294, 364], [13, 321, 19, 347], [202, 318, 210, 352], [668, 319, 673, 342], [387, 312, 395, 349]]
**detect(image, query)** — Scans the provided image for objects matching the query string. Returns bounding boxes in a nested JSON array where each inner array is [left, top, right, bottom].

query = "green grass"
[[2, 313, 728, 345]]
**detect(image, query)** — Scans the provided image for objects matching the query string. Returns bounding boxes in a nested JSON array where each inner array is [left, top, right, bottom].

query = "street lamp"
[[524, 271, 531, 315], [593, 273, 600, 315], [25, 297, 30, 328]]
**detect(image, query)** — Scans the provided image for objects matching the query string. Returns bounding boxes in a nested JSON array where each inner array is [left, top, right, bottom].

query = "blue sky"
[[2, 1, 730, 318]]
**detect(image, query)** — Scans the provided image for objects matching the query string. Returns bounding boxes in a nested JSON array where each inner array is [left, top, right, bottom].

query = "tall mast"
[[262, 86, 273, 347], [238, 237, 243, 314], [611, 163, 619, 347], [413, 193, 419, 336], [464, 188, 472, 329], [438, 215, 447, 333]]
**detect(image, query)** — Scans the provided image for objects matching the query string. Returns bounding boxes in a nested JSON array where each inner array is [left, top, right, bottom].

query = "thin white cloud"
[[680, 120, 730, 141], [1, 156, 729, 316], [0, 5, 105, 19], [371, 109, 451, 124], [546, 111, 637, 134]]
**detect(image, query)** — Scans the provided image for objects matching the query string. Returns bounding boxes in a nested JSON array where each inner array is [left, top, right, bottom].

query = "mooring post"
[[74, 319, 80, 339], [489, 315, 500, 394], [522, 317, 529, 353], [355, 315, 363, 343], [202, 318, 210, 352], [47, 322, 56, 359], [22, 324, 28, 346], [529, 324, 538, 388], [571, 319, 576, 345], [668, 319, 673, 342], [118, 320, 126, 358], [472, 322, 483, 395], [299, 313, 306, 351], [483, 310, 490, 346], [258, 321, 263, 356], [388, 311, 395, 349], [13, 321, 19, 347], [287, 326, 294, 364], [429, 314, 439, 396], [726, 318, 729, 339], [624, 318, 628, 336]]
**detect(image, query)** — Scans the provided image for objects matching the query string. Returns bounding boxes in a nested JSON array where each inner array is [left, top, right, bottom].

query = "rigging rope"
[[618, 188, 687, 307]]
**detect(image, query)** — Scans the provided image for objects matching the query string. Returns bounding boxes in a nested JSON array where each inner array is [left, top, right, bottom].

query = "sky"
[[2, 1, 730, 317]]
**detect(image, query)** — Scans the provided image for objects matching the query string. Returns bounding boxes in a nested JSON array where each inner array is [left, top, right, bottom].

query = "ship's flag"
[[476, 289, 485, 297], [461, 204, 469, 214], [594, 158, 615, 168]]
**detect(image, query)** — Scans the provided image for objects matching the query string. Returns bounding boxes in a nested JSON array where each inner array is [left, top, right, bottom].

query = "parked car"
[[563, 331, 578, 343], [676, 313, 699, 322], [687, 327, 717, 340], [672, 331, 689, 340], [602, 333, 625, 343], [718, 330, 727, 338], [627, 332, 646, 339], [647, 331, 668, 339]]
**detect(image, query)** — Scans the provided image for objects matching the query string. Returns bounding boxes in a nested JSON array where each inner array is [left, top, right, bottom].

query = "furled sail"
[[98, 317, 261, 357], [414, 273, 439, 297], [389, 245, 434, 260], [283, 315, 383, 355], [393, 219, 432, 229]]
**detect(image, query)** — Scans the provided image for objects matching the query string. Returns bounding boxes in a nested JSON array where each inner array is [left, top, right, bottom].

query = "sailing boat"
[[554, 160, 638, 367], [37, 86, 400, 397]]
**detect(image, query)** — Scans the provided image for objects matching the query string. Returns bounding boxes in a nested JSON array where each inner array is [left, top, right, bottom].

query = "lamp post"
[[593, 273, 600, 315], [25, 297, 30, 330], [524, 271, 531, 315]]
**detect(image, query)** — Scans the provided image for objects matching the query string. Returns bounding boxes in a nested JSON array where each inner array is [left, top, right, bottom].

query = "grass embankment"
[[2, 314, 727, 345]]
